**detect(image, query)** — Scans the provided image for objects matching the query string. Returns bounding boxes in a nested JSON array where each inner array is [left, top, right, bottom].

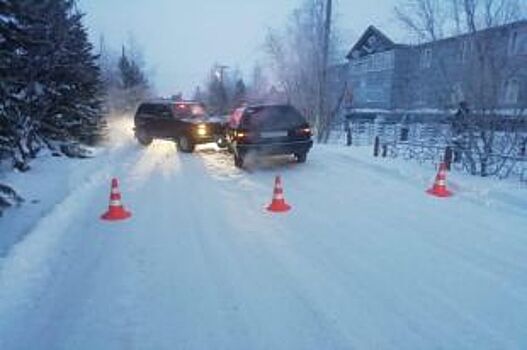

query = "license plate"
[[261, 131, 288, 138]]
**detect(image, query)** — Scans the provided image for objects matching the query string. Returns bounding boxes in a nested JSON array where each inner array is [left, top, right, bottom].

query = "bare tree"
[[396, 0, 526, 177], [396, 0, 524, 41], [395, 0, 449, 42], [265, 0, 345, 142], [247, 63, 270, 103]]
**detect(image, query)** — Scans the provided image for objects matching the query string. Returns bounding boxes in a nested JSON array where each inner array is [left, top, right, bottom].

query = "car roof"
[[245, 104, 292, 109], [142, 100, 203, 106], [241, 104, 297, 115]]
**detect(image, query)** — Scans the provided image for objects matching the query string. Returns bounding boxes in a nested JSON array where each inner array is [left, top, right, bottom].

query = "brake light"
[[296, 127, 312, 136], [234, 130, 250, 141]]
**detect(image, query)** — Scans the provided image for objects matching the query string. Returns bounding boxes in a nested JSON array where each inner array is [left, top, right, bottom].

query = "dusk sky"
[[79, 0, 403, 97]]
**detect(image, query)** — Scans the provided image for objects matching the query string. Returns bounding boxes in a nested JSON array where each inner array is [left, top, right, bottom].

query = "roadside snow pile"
[[328, 145, 527, 214], [0, 114, 136, 256], [0, 183, 23, 216], [59, 142, 94, 159]]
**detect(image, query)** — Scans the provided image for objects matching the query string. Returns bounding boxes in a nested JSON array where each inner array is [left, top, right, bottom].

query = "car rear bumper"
[[236, 140, 313, 156], [192, 135, 217, 144]]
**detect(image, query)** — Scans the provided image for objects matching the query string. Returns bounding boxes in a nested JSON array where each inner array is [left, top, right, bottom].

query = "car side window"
[[158, 105, 173, 119], [140, 104, 156, 117], [146, 104, 166, 119], [138, 104, 150, 115]]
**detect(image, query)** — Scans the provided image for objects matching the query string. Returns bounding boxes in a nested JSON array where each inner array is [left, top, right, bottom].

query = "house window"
[[366, 56, 373, 71], [460, 39, 472, 63], [509, 30, 527, 55], [368, 51, 395, 72], [420, 48, 432, 68], [373, 54, 381, 70], [503, 79, 520, 104], [414, 85, 427, 106], [400, 127, 409, 142], [382, 51, 394, 70], [509, 31, 519, 55], [451, 83, 465, 105]]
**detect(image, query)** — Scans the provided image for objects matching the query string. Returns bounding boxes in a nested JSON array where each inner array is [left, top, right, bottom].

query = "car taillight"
[[234, 130, 250, 141], [295, 127, 312, 136]]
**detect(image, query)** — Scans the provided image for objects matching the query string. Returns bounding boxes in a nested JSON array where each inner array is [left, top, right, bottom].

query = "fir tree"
[[1, 0, 104, 164], [207, 76, 228, 115], [231, 79, 247, 109], [117, 47, 149, 112]]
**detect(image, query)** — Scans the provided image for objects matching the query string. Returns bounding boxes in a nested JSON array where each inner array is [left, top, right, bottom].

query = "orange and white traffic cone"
[[101, 178, 132, 221], [267, 175, 292, 213], [426, 162, 453, 198]]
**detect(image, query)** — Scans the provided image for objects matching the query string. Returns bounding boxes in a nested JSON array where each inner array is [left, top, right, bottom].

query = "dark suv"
[[134, 100, 226, 152], [226, 104, 313, 168]]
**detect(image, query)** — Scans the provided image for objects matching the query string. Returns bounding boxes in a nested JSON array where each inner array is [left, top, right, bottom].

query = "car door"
[[154, 104, 176, 138], [135, 104, 158, 135]]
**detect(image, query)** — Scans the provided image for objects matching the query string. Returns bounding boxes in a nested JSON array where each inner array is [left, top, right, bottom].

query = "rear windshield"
[[240, 106, 306, 131], [172, 103, 206, 118]]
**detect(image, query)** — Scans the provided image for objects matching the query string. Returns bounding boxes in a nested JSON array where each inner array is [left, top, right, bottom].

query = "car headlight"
[[196, 124, 208, 137]]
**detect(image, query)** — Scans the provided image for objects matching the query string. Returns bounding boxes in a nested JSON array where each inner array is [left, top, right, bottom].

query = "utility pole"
[[216, 65, 229, 85], [214, 64, 229, 114], [318, 0, 332, 142]]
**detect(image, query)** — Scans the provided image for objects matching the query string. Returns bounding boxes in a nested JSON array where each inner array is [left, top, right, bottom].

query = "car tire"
[[136, 129, 153, 146], [177, 135, 195, 153], [234, 153, 245, 168], [216, 136, 228, 149], [295, 152, 307, 163]]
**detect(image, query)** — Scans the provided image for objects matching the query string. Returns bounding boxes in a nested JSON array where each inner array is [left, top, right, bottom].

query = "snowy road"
[[1, 123, 526, 349]]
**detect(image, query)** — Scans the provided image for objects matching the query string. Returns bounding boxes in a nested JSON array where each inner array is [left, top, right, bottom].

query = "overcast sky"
[[79, 0, 403, 97]]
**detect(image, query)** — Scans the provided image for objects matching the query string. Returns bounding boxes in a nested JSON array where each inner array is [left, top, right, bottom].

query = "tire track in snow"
[[182, 155, 352, 349], [270, 148, 527, 348], [305, 148, 527, 293], [190, 146, 527, 349]]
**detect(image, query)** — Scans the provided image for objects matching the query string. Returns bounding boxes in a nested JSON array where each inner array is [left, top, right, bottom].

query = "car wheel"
[[234, 153, 245, 168], [177, 135, 195, 153], [136, 130, 153, 146], [216, 136, 228, 149], [295, 152, 307, 163]]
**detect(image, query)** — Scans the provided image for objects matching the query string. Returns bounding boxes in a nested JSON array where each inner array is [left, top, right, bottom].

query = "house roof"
[[346, 25, 396, 60], [346, 20, 527, 59]]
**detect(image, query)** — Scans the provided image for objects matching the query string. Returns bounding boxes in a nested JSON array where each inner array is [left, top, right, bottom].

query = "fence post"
[[374, 136, 380, 157], [444, 146, 453, 171], [345, 120, 352, 146]]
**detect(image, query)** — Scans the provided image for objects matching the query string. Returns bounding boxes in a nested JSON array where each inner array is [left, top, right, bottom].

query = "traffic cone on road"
[[101, 178, 132, 221], [267, 175, 292, 213], [426, 163, 453, 198]]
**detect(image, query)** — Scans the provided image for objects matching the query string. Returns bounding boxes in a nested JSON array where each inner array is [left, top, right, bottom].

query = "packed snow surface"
[[0, 118, 526, 349]]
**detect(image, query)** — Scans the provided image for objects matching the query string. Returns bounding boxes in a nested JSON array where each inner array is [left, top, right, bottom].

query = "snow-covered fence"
[[385, 141, 447, 165], [383, 140, 527, 183], [329, 120, 450, 146], [330, 119, 527, 183]]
